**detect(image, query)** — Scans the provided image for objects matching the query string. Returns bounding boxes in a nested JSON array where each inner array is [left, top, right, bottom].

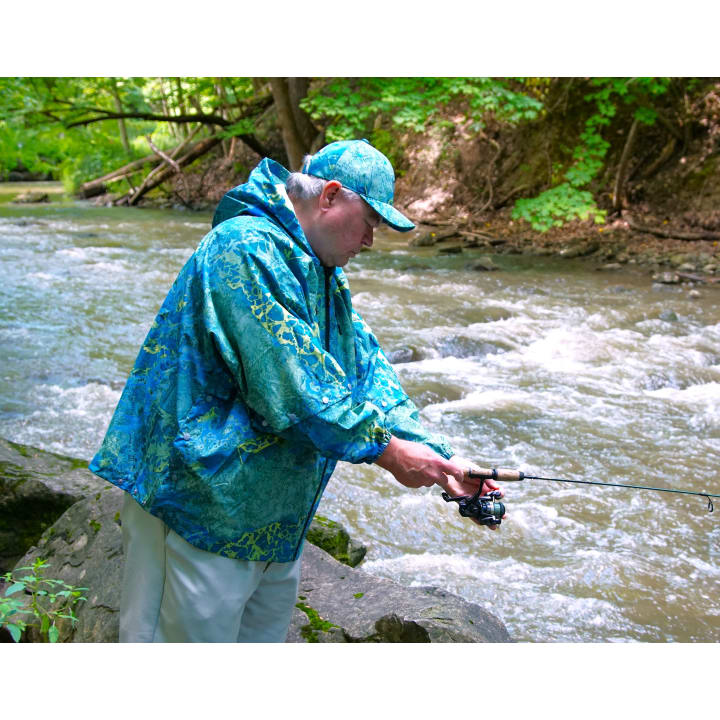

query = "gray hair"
[[286, 169, 361, 204]]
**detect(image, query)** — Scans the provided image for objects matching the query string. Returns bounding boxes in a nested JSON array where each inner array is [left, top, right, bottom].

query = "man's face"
[[302, 182, 382, 268]]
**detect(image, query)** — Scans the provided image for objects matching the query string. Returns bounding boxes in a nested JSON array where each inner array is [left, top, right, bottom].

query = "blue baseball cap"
[[301, 139, 415, 232]]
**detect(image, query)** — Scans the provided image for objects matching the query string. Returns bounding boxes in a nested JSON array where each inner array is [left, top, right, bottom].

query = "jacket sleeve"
[[200, 229, 391, 463], [350, 308, 456, 460]]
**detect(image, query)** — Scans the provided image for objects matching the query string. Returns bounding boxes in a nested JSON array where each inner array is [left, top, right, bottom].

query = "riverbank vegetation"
[[2, 77, 720, 273]]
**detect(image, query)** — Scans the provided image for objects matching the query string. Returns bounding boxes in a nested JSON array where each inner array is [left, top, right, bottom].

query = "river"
[[1, 190, 719, 642]]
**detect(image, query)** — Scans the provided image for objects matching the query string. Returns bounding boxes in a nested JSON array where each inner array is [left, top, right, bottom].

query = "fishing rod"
[[441, 467, 720, 526]]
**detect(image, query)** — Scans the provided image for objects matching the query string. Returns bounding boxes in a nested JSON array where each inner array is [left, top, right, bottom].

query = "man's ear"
[[319, 180, 342, 210]]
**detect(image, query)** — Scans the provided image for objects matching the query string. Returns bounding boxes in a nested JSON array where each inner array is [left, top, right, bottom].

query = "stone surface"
[[286, 545, 511, 643], [0, 437, 105, 571]]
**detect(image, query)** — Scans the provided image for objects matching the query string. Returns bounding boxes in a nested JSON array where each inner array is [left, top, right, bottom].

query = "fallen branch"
[[78, 152, 163, 198], [145, 136, 182, 174], [115, 135, 222, 206], [459, 230, 505, 246], [78, 126, 202, 199], [132, 130, 199, 207], [625, 216, 720, 242], [676, 271, 720, 284]]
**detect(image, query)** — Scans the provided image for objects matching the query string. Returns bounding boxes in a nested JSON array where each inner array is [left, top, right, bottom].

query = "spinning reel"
[[441, 487, 505, 526]]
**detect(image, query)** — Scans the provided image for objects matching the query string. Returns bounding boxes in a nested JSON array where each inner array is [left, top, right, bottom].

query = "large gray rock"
[[7, 484, 125, 643], [12, 487, 511, 643], [287, 546, 511, 643], [0, 437, 105, 571]]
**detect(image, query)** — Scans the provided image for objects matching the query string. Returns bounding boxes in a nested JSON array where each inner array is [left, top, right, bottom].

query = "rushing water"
[[1, 192, 719, 642]]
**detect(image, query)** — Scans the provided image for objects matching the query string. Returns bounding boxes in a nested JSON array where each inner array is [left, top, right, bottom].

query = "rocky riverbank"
[[408, 215, 720, 287], [0, 438, 511, 643]]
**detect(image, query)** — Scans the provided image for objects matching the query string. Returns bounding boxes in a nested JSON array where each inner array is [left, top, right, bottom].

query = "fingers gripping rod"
[[468, 469, 720, 512]]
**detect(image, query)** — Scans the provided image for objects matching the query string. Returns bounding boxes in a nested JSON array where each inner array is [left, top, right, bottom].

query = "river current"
[[1, 195, 718, 642]]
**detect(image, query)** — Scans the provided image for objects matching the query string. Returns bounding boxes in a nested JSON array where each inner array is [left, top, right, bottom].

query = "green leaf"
[[7, 623, 22, 643], [5, 582, 25, 596], [48, 624, 59, 643], [40, 614, 50, 634]]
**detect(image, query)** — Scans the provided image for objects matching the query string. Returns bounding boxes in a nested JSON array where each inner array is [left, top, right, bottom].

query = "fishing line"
[[468, 469, 720, 512]]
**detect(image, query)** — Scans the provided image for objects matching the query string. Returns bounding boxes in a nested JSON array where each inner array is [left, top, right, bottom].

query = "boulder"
[[409, 226, 460, 248], [652, 272, 681, 285], [10, 485, 511, 643], [305, 514, 366, 567], [559, 240, 600, 259], [385, 346, 422, 364], [0, 437, 105, 572], [287, 547, 511, 643], [466, 255, 499, 272], [11, 191, 50, 204], [596, 263, 623, 271]]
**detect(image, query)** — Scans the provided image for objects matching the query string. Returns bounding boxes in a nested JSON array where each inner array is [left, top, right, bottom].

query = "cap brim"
[[363, 196, 415, 232]]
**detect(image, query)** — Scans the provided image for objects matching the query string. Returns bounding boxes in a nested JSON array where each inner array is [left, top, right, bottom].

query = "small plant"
[[1, 558, 87, 643]]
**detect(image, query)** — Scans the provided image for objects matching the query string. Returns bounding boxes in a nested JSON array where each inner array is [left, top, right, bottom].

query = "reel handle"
[[468, 468, 526, 482]]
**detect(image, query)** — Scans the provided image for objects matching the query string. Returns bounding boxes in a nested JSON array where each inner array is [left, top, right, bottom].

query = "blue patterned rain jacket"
[[90, 158, 454, 562]]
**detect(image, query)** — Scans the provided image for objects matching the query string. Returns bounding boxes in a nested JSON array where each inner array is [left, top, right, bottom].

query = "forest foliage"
[[1, 77, 717, 230]]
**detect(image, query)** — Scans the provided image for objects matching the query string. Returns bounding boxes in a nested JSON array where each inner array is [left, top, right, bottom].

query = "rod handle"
[[468, 468, 525, 482]]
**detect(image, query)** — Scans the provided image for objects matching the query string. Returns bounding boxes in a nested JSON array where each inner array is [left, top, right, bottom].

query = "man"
[[90, 139, 502, 643]]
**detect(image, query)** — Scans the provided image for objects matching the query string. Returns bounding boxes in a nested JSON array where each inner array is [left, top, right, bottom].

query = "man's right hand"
[[374, 436, 465, 489]]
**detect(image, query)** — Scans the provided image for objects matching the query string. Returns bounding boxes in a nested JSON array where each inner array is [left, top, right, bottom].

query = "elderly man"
[[90, 139, 501, 643]]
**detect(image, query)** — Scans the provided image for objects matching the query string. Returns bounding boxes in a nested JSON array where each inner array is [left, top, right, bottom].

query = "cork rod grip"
[[468, 468, 525, 482]]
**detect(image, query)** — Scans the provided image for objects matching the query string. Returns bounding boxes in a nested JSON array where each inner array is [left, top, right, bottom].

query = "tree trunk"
[[159, 79, 178, 140], [269, 78, 308, 170], [612, 117, 639, 212], [174, 78, 187, 137], [109, 78, 131, 155], [287, 78, 319, 151]]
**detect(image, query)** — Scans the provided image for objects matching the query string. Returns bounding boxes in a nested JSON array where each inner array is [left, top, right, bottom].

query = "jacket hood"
[[212, 158, 312, 254]]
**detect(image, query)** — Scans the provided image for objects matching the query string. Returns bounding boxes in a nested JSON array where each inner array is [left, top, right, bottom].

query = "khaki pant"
[[119, 493, 301, 642]]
